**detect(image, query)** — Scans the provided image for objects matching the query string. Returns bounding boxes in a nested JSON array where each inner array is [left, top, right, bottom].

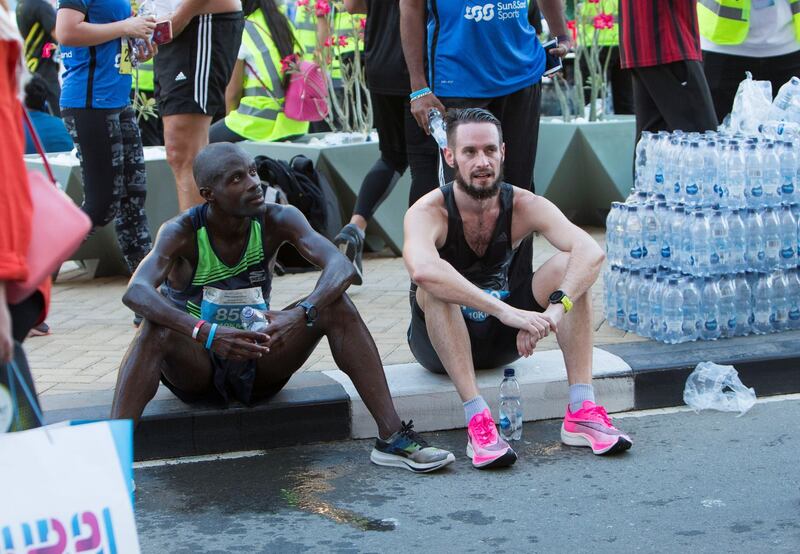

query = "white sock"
[[569, 383, 595, 412]]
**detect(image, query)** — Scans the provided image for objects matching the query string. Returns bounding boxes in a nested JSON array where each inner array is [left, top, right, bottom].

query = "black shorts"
[[371, 92, 408, 162], [408, 278, 545, 374], [154, 11, 244, 117]]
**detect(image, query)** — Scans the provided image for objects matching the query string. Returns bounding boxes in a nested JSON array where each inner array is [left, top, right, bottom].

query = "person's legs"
[[701, 50, 749, 125], [163, 113, 212, 210], [405, 105, 443, 206], [488, 83, 541, 192], [608, 49, 635, 115]]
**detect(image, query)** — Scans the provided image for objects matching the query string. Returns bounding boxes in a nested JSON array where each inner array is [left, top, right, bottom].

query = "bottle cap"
[[503, 368, 515, 377]]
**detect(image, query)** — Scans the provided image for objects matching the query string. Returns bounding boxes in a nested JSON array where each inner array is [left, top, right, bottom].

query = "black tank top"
[[438, 181, 518, 293]]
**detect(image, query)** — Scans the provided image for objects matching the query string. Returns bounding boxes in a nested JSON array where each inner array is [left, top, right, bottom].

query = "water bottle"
[[727, 208, 747, 273], [653, 131, 669, 194], [498, 368, 522, 441], [689, 212, 711, 276], [786, 268, 800, 330], [779, 140, 796, 204], [642, 204, 659, 269], [759, 121, 800, 139], [752, 273, 773, 335], [768, 76, 800, 121], [699, 277, 721, 341], [656, 202, 672, 267], [428, 109, 448, 150], [605, 203, 621, 266], [761, 142, 781, 207], [762, 207, 781, 270], [624, 206, 644, 269], [637, 271, 654, 338], [683, 141, 703, 206], [744, 208, 765, 272], [635, 131, 652, 191], [626, 270, 640, 331], [716, 140, 730, 207], [702, 139, 719, 207], [681, 276, 701, 342], [733, 273, 753, 336], [130, 0, 155, 68], [662, 278, 683, 344], [614, 268, 628, 329], [770, 270, 789, 332], [718, 275, 737, 338], [726, 140, 747, 208], [604, 266, 618, 324], [241, 306, 269, 332], [672, 206, 687, 272], [778, 205, 797, 268], [745, 143, 764, 208], [709, 210, 729, 275], [793, 203, 800, 259]]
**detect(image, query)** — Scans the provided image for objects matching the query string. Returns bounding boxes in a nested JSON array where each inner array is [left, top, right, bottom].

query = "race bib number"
[[119, 38, 132, 74], [461, 289, 510, 322], [200, 287, 268, 329]]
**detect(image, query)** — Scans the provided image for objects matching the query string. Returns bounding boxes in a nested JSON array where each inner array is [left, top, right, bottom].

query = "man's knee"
[[319, 294, 360, 325], [136, 320, 173, 351]]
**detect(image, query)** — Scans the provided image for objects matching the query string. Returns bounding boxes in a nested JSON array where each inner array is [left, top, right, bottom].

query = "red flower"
[[280, 53, 300, 73], [359, 18, 366, 30], [337, 35, 349, 47], [315, 0, 330, 17], [566, 19, 578, 42], [323, 35, 335, 48], [593, 13, 614, 30], [296, 0, 309, 6]]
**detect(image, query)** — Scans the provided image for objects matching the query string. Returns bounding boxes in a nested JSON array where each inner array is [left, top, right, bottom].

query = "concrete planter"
[[535, 115, 636, 225]]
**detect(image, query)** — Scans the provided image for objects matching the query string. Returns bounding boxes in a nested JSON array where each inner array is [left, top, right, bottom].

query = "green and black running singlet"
[[162, 203, 272, 404], [437, 182, 530, 322]]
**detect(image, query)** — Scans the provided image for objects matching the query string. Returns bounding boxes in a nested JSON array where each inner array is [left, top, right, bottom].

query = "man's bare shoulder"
[[153, 213, 195, 254], [407, 188, 447, 220]]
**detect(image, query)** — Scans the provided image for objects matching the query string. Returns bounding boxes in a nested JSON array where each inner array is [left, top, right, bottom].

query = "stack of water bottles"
[[604, 79, 800, 343]]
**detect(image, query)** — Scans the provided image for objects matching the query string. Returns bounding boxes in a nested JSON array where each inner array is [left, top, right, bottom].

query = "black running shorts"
[[154, 11, 244, 117], [407, 278, 545, 374]]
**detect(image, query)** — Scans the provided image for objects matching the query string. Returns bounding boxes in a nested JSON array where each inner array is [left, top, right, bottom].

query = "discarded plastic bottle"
[[498, 368, 522, 441], [241, 306, 269, 332]]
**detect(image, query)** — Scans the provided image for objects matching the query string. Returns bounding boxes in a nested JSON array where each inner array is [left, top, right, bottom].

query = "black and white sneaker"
[[370, 421, 455, 473], [333, 223, 364, 285]]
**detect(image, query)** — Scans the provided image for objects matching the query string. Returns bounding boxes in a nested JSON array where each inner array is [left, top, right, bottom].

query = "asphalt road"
[[134, 398, 800, 553]]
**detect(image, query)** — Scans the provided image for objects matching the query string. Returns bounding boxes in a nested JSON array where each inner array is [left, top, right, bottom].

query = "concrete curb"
[[39, 331, 800, 460]]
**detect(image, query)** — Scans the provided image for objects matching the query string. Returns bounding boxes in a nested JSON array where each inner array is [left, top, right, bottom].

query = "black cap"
[[504, 368, 515, 377]]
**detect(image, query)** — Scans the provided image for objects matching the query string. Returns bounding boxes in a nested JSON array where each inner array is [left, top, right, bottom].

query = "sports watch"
[[548, 290, 573, 313], [298, 301, 318, 327]]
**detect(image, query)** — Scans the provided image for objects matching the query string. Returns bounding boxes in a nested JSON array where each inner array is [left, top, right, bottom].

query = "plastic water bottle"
[[637, 271, 654, 337], [241, 306, 269, 332], [428, 109, 448, 150], [779, 205, 797, 268], [699, 277, 721, 341], [635, 131, 651, 191], [727, 209, 747, 273], [624, 206, 644, 269], [786, 268, 800, 330], [733, 273, 753, 336], [615, 268, 628, 329], [653, 132, 669, 194], [649, 273, 666, 340], [681, 276, 701, 342], [498, 368, 522, 441], [744, 208, 765, 272], [759, 121, 800, 139], [761, 142, 782, 207], [793, 203, 800, 259], [717, 275, 737, 338], [626, 270, 640, 331], [745, 143, 764, 208], [779, 140, 796, 203], [702, 139, 719, 206], [768, 76, 800, 121], [642, 204, 659, 269], [683, 142, 703, 206], [605, 203, 620, 266], [656, 202, 672, 267], [762, 207, 781, 270], [726, 140, 747, 208], [604, 266, 618, 324], [752, 273, 773, 335], [709, 210, 729, 275], [662, 278, 683, 344], [770, 270, 789, 332], [689, 212, 711, 276]]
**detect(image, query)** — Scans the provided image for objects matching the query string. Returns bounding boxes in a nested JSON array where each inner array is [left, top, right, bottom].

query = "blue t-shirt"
[[24, 110, 75, 154], [58, 0, 133, 109], [427, 1, 544, 98]]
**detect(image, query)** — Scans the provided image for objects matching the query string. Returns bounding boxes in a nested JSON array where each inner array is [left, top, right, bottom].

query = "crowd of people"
[[3, 0, 797, 469]]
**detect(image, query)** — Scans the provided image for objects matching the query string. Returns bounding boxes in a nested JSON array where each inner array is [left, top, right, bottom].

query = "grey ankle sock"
[[569, 383, 595, 412], [464, 395, 490, 426]]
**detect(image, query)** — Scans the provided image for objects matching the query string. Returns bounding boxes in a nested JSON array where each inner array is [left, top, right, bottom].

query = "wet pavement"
[[134, 398, 800, 553]]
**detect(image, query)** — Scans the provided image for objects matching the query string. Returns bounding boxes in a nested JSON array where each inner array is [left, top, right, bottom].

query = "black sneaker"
[[370, 420, 455, 473], [333, 223, 364, 285]]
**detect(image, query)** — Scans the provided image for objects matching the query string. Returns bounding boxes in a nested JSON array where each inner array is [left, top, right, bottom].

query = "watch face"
[[549, 290, 565, 303], [307, 305, 318, 321]]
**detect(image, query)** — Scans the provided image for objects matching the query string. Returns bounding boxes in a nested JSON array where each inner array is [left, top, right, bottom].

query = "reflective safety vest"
[[698, 0, 800, 45], [577, 0, 619, 47], [225, 9, 310, 142], [292, 4, 319, 59], [133, 59, 155, 93]]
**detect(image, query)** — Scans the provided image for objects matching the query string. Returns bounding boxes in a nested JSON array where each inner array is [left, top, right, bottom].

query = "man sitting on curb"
[[111, 142, 454, 473], [402, 108, 632, 469]]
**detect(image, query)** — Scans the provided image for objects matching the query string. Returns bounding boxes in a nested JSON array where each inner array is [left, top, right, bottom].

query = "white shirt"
[[701, 0, 800, 57]]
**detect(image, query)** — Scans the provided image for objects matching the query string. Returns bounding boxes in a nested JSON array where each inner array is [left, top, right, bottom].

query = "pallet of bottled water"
[[604, 126, 800, 344]]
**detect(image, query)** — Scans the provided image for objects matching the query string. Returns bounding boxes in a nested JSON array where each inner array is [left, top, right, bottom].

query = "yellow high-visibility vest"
[[225, 9, 310, 142], [133, 59, 155, 93], [698, 0, 800, 45]]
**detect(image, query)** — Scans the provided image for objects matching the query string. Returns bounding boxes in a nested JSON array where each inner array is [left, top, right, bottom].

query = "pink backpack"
[[284, 60, 329, 122]]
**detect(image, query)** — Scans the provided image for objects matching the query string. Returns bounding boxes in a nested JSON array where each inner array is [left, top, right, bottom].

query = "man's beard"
[[453, 162, 503, 200]]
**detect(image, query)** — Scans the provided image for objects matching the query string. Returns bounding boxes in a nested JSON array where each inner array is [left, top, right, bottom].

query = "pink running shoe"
[[561, 401, 632, 455], [466, 409, 517, 469]]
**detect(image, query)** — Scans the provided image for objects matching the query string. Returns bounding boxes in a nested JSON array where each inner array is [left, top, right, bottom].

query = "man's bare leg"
[[163, 113, 211, 211], [414, 287, 480, 401], [111, 321, 213, 423], [532, 252, 593, 385]]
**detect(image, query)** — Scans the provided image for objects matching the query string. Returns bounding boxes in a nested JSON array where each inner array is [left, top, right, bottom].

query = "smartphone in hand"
[[542, 38, 563, 77], [153, 20, 173, 45]]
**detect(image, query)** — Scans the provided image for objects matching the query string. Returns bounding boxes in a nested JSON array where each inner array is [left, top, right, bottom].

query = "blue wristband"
[[409, 87, 431, 100], [205, 323, 218, 350]]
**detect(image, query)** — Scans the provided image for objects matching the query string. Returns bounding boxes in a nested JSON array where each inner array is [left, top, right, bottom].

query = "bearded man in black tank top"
[[404, 109, 632, 469], [111, 143, 454, 473]]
